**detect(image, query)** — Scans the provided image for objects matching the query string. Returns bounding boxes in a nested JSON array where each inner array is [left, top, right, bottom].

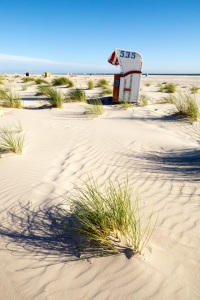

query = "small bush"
[[67, 88, 86, 102], [0, 126, 25, 155], [52, 77, 74, 87], [140, 94, 149, 106], [97, 79, 109, 88], [191, 86, 199, 94], [0, 89, 22, 108], [38, 86, 63, 108], [87, 80, 94, 90], [85, 99, 105, 116], [57, 178, 154, 257], [145, 82, 151, 87]]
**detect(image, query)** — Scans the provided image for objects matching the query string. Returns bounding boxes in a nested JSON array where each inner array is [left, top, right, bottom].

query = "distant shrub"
[[52, 77, 74, 87], [145, 82, 151, 87], [87, 80, 94, 89], [67, 88, 86, 102], [97, 79, 109, 88]]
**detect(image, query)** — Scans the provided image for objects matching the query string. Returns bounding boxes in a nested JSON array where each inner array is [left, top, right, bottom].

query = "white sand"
[[0, 74, 200, 299]]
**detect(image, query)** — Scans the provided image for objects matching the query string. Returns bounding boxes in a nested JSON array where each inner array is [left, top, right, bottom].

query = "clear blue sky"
[[0, 0, 200, 74]]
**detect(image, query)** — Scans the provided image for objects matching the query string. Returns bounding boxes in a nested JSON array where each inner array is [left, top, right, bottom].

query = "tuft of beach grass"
[[57, 177, 155, 258], [0, 126, 25, 155], [67, 88, 86, 102], [85, 99, 105, 116], [52, 77, 74, 87], [38, 86, 63, 108]]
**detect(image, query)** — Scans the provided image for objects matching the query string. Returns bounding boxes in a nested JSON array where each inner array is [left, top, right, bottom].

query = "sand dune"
[[0, 74, 200, 299]]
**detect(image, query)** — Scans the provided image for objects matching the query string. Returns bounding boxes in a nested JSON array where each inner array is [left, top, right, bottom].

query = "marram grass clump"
[[67, 88, 86, 102], [97, 78, 109, 88], [140, 94, 149, 106], [0, 89, 22, 108], [174, 93, 200, 121], [52, 77, 74, 87], [119, 100, 132, 109], [85, 99, 105, 116], [0, 125, 25, 155], [38, 86, 63, 108], [58, 178, 154, 258], [87, 80, 94, 90]]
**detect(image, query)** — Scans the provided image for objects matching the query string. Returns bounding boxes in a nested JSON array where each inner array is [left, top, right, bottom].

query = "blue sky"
[[0, 0, 200, 74]]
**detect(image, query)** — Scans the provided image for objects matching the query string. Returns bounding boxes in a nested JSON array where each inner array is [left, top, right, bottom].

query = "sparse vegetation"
[[67, 88, 86, 102], [38, 86, 63, 108], [101, 86, 112, 96], [52, 77, 74, 87], [87, 80, 94, 90], [0, 126, 25, 155], [191, 86, 199, 94], [22, 85, 27, 91], [174, 93, 200, 121], [58, 177, 154, 257], [140, 94, 149, 106], [0, 89, 22, 108], [22, 77, 36, 83], [165, 83, 176, 93], [158, 94, 176, 104], [145, 82, 151, 87], [119, 100, 132, 109], [97, 79, 109, 88], [157, 83, 164, 92], [85, 99, 105, 116], [35, 78, 49, 85]]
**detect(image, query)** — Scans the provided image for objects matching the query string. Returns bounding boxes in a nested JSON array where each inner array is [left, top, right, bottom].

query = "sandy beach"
[[0, 74, 200, 299]]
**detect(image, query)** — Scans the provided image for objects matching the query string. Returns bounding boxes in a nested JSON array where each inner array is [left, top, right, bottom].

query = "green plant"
[[0, 89, 22, 108], [158, 94, 176, 104], [174, 93, 200, 121], [191, 86, 199, 94], [164, 83, 176, 93], [157, 83, 164, 92], [35, 78, 49, 85], [67, 88, 86, 102], [52, 77, 74, 87], [58, 178, 154, 257], [145, 82, 151, 87], [22, 77, 36, 83], [85, 99, 105, 116], [22, 84, 27, 91], [97, 79, 109, 88], [140, 94, 149, 106], [119, 100, 132, 109], [14, 120, 23, 132], [87, 80, 94, 90], [38, 86, 63, 108], [0, 80, 4, 85], [0, 127, 25, 155], [101, 87, 112, 96]]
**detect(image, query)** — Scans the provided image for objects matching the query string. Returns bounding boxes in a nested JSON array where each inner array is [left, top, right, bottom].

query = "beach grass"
[[165, 83, 176, 93], [0, 126, 25, 155], [58, 177, 154, 257], [52, 77, 74, 87], [158, 94, 176, 104], [0, 89, 22, 108], [35, 78, 49, 85], [140, 94, 149, 106], [119, 100, 132, 109], [22, 84, 27, 91], [67, 88, 86, 102], [191, 86, 199, 94], [87, 80, 94, 90], [174, 93, 200, 121], [97, 79, 109, 88], [85, 99, 105, 116], [38, 86, 63, 108], [22, 77, 36, 83], [101, 86, 113, 96]]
